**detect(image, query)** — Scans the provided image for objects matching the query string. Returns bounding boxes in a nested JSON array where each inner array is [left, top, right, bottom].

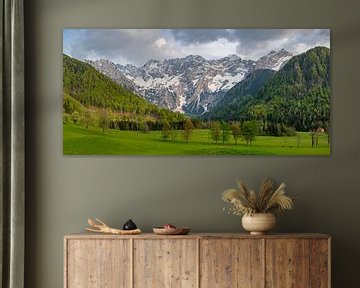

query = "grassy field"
[[63, 124, 330, 155]]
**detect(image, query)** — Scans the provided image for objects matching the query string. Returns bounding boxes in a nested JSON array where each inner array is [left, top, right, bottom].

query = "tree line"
[[64, 106, 260, 145], [207, 47, 330, 135], [65, 106, 330, 148]]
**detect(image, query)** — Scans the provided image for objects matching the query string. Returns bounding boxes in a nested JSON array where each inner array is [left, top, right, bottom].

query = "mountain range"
[[207, 46, 330, 132], [63, 54, 183, 123], [64, 46, 330, 133], [86, 49, 292, 115]]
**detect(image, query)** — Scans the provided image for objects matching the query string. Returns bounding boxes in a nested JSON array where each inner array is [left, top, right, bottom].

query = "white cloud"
[[155, 37, 167, 49], [63, 29, 330, 66], [180, 38, 238, 60]]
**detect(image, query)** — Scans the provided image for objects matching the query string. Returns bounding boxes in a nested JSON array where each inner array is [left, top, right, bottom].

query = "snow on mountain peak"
[[256, 49, 292, 71], [222, 54, 240, 61], [87, 50, 293, 115], [185, 55, 206, 62]]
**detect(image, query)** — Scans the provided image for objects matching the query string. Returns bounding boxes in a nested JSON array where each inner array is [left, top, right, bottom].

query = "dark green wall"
[[25, 0, 360, 287]]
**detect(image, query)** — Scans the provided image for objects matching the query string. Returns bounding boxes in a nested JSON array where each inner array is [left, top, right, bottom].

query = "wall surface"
[[24, 0, 360, 287]]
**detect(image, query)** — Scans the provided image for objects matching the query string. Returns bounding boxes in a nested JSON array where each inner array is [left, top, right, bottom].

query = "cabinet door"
[[200, 239, 264, 288], [309, 239, 330, 288], [66, 239, 131, 288], [266, 239, 309, 287], [134, 239, 198, 288]]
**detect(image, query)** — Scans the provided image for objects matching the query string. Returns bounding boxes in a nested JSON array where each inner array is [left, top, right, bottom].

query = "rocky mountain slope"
[[207, 47, 330, 132], [87, 49, 292, 115], [207, 68, 276, 120], [63, 54, 180, 121]]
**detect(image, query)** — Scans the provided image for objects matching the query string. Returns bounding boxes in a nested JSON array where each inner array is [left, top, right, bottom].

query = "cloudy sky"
[[63, 29, 330, 66]]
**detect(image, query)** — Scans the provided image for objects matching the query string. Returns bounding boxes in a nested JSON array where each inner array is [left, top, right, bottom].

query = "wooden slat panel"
[[200, 239, 264, 288], [265, 239, 310, 288], [66, 239, 131, 288], [310, 239, 330, 288], [133, 239, 197, 288], [64, 234, 330, 288]]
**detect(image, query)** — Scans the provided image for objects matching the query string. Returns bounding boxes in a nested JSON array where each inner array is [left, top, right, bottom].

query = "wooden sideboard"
[[64, 233, 330, 288]]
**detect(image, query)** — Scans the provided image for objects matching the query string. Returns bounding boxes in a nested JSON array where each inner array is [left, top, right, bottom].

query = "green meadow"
[[63, 124, 330, 156]]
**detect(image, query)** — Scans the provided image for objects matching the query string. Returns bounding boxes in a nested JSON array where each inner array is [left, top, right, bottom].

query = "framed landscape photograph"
[[63, 29, 330, 155]]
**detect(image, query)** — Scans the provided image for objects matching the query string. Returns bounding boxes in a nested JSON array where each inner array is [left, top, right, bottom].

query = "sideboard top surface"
[[64, 232, 330, 240]]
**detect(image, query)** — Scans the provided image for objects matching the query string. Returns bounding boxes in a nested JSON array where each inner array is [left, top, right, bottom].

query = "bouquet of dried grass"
[[222, 178, 294, 216]]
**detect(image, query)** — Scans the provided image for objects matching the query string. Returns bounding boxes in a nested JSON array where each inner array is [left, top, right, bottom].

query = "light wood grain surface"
[[265, 239, 310, 287], [65, 239, 131, 288], [65, 232, 330, 240], [64, 233, 330, 288], [200, 239, 264, 288], [133, 239, 197, 288]]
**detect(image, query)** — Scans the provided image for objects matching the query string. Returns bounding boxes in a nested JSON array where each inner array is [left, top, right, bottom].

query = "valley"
[[63, 46, 330, 155], [64, 125, 330, 155]]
